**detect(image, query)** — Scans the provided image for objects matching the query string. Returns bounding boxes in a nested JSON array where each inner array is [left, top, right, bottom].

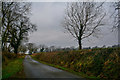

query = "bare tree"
[[63, 2, 106, 49]]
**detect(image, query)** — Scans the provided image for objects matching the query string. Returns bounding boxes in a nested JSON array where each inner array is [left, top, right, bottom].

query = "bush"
[[2, 52, 17, 63]]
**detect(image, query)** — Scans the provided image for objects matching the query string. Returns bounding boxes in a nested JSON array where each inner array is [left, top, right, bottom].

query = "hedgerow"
[[32, 48, 120, 79]]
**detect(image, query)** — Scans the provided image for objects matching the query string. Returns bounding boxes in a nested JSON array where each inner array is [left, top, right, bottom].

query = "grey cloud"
[[29, 2, 118, 48]]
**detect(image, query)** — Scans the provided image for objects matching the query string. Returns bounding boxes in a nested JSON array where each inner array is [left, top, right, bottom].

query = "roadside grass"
[[10, 63, 26, 78], [2, 57, 25, 79], [32, 56, 99, 80]]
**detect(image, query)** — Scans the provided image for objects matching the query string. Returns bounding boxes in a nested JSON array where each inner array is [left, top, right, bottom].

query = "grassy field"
[[2, 52, 25, 79], [32, 47, 120, 79]]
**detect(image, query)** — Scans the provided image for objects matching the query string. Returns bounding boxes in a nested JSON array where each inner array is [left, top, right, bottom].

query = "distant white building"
[[25, 50, 29, 54]]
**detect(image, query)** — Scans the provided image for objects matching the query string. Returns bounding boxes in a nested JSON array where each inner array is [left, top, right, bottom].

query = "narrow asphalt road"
[[23, 55, 86, 80]]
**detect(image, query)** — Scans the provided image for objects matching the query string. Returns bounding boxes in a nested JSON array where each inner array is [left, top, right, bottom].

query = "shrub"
[[2, 52, 17, 63]]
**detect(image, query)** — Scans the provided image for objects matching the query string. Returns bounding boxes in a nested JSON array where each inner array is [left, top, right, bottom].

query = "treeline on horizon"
[[3, 42, 119, 54]]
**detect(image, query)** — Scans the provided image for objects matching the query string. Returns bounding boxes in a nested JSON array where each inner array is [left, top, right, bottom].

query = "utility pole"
[[0, 2, 2, 80], [116, 1, 120, 47], [118, 2, 120, 47]]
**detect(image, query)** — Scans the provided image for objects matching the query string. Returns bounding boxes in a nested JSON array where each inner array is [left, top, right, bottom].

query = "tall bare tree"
[[63, 2, 106, 49], [2, 2, 37, 54]]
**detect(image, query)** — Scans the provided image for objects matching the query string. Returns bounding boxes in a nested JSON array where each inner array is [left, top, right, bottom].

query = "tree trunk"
[[78, 39, 82, 50], [14, 46, 18, 54]]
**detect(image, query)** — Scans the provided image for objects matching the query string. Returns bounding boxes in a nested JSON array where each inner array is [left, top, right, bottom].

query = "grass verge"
[[2, 57, 25, 79], [32, 56, 99, 80]]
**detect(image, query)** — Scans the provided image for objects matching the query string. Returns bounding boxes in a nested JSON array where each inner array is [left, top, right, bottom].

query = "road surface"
[[23, 55, 86, 80]]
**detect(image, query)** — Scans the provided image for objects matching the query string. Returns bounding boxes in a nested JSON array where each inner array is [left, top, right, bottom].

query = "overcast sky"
[[28, 2, 118, 48]]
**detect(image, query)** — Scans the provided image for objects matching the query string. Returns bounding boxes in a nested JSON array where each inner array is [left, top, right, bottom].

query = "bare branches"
[[63, 2, 105, 49]]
